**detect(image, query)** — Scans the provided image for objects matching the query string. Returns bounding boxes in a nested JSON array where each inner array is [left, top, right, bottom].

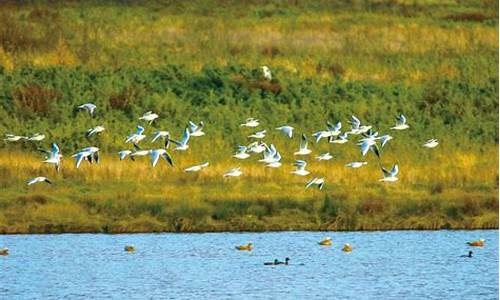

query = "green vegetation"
[[0, 1, 497, 233]]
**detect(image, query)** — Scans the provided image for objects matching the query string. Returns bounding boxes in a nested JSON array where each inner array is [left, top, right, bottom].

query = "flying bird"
[[4, 134, 26, 142], [316, 152, 333, 161], [151, 131, 170, 148], [240, 118, 260, 128], [125, 125, 146, 145], [306, 177, 325, 190], [77, 103, 97, 116], [87, 125, 105, 137], [391, 114, 409, 130], [169, 128, 191, 151], [189, 121, 205, 137], [184, 162, 209, 172], [233, 146, 250, 159], [423, 139, 439, 148], [345, 161, 368, 168], [27, 133, 45, 142], [248, 130, 266, 139], [150, 149, 173, 167], [275, 126, 294, 138], [379, 164, 399, 182], [139, 111, 159, 124], [294, 134, 312, 155], [224, 167, 242, 177], [27, 176, 52, 186], [291, 160, 310, 176], [39, 143, 62, 172]]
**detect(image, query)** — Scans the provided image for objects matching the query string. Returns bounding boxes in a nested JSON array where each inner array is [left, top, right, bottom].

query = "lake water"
[[1, 230, 498, 299]]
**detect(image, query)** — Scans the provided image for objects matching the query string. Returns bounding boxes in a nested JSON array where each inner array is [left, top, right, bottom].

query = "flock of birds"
[[4, 66, 441, 189]]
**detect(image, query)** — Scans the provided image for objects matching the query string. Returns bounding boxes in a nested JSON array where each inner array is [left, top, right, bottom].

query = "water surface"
[[1, 230, 498, 299]]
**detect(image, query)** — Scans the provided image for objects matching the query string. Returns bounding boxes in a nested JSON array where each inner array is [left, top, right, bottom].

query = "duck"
[[235, 243, 253, 251], [276, 257, 290, 265], [342, 243, 353, 252], [318, 237, 332, 246], [0, 247, 8, 256], [264, 259, 279, 266], [467, 239, 485, 247], [460, 251, 473, 258], [124, 245, 136, 252]]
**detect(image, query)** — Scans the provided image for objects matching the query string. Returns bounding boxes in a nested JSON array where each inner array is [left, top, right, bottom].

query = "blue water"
[[1, 230, 498, 299]]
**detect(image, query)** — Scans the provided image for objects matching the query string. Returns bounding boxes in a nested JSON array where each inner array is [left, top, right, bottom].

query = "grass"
[[0, 0, 497, 233]]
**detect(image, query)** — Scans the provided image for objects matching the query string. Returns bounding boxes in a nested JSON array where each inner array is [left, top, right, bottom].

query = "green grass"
[[0, 1, 497, 233]]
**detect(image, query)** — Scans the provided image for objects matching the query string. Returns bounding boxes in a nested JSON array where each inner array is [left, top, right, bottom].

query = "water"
[[1, 230, 498, 299]]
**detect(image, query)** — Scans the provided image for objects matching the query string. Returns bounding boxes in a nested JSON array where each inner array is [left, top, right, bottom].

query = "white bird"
[[312, 130, 331, 143], [150, 149, 174, 167], [329, 132, 349, 144], [327, 121, 342, 136], [240, 118, 260, 128], [345, 161, 368, 168], [184, 162, 209, 172], [4, 134, 27, 142], [27, 133, 45, 142], [247, 141, 267, 154], [359, 140, 380, 157], [87, 125, 105, 137], [391, 114, 409, 130], [27, 176, 52, 186], [291, 160, 310, 176], [294, 134, 312, 155], [261, 66, 272, 80], [224, 167, 242, 177], [423, 139, 439, 148], [169, 128, 190, 151], [348, 115, 372, 135], [72, 147, 99, 168], [316, 152, 333, 161], [266, 151, 282, 168], [118, 150, 132, 161], [39, 143, 62, 172], [77, 103, 97, 116], [139, 111, 159, 124], [379, 164, 399, 182], [125, 125, 146, 145], [248, 130, 266, 139], [276, 125, 294, 138], [188, 121, 205, 137], [379, 135, 393, 148], [306, 177, 325, 190], [151, 131, 170, 148], [233, 146, 250, 159], [259, 144, 278, 163]]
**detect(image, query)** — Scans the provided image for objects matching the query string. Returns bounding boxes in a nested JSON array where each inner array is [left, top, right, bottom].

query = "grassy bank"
[[0, 1, 498, 233]]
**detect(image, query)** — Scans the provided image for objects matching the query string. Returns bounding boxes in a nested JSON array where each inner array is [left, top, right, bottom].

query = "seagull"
[[276, 126, 294, 138], [240, 118, 260, 128], [139, 111, 159, 124], [77, 103, 97, 116], [306, 177, 325, 190], [233, 146, 250, 159], [294, 134, 312, 155], [247, 141, 267, 154], [189, 121, 205, 137], [151, 131, 170, 148], [248, 130, 266, 139], [27, 176, 52, 186], [316, 152, 333, 161], [261, 66, 272, 80], [4, 134, 27, 142], [224, 167, 242, 177], [291, 160, 309, 176], [379, 164, 399, 182], [118, 150, 132, 161], [150, 149, 174, 167], [39, 143, 62, 172], [266, 151, 282, 168], [184, 162, 209, 172], [259, 144, 278, 163], [348, 115, 371, 135], [423, 139, 439, 148], [312, 121, 341, 143], [391, 114, 409, 130], [125, 125, 146, 145], [130, 144, 150, 160], [27, 133, 45, 142], [379, 134, 393, 148], [359, 140, 380, 157], [312, 130, 331, 143], [329, 132, 349, 144], [346, 161, 368, 168], [87, 125, 105, 137], [72, 147, 99, 168], [169, 128, 190, 151]]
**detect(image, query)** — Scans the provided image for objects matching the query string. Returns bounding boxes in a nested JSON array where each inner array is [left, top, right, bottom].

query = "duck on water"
[[264, 258, 290, 265]]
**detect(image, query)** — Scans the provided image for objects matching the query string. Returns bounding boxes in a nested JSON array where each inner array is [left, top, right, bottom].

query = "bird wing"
[[180, 128, 190, 145], [75, 153, 86, 168], [390, 164, 399, 177], [300, 134, 308, 150], [137, 125, 145, 135], [52, 143, 60, 155], [295, 160, 307, 170], [161, 152, 174, 167], [306, 178, 318, 189], [151, 151, 161, 167], [188, 121, 198, 132], [360, 142, 370, 156], [350, 115, 360, 129], [381, 166, 391, 177]]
